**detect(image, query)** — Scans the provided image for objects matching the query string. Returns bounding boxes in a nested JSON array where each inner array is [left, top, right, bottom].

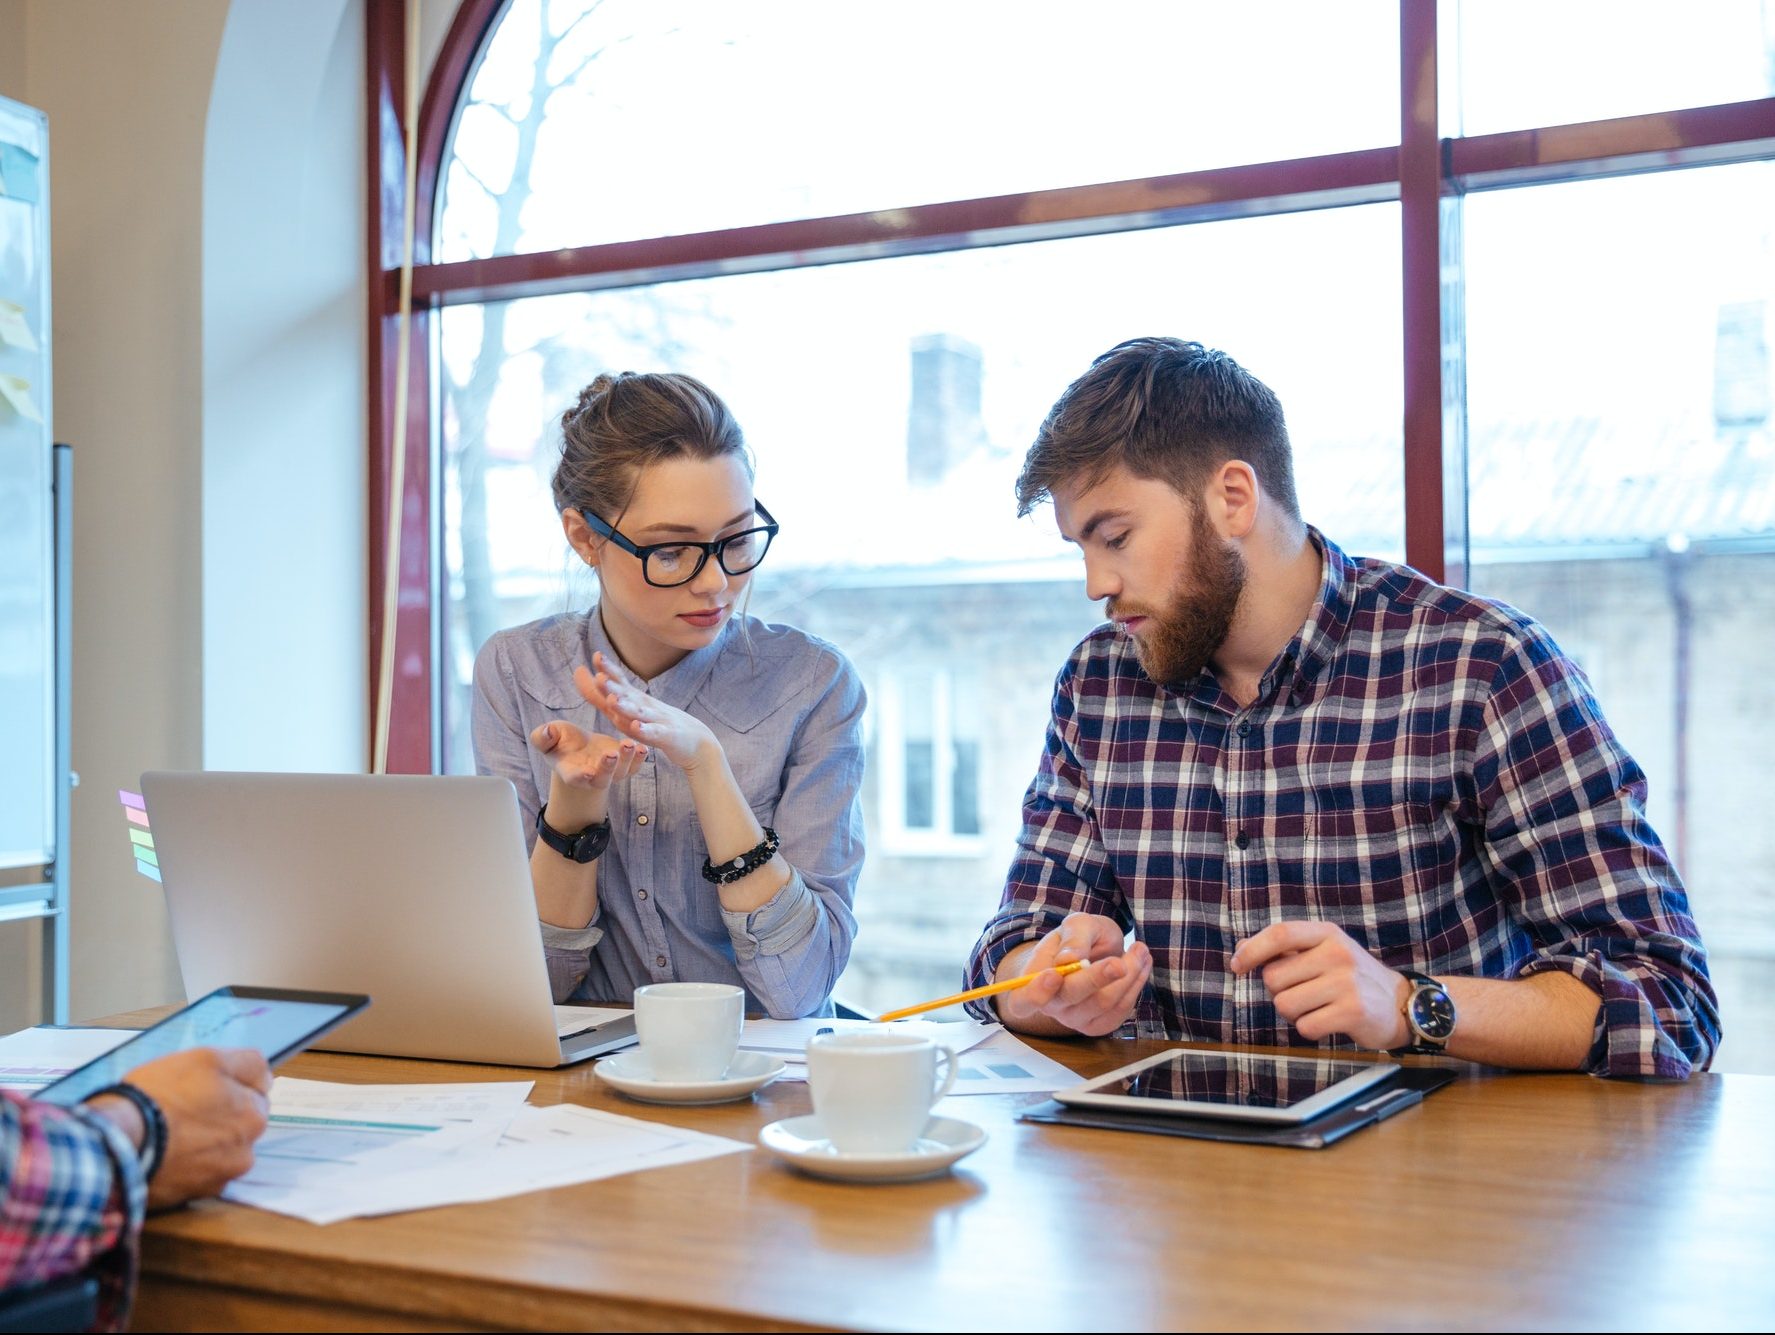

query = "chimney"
[[907, 334, 987, 486], [1714, 300, 1770, 432]]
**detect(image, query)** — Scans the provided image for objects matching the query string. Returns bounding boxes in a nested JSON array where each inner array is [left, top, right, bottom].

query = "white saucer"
[[594, 1049, 785, 1105], [757, 1114, 987, 1183]]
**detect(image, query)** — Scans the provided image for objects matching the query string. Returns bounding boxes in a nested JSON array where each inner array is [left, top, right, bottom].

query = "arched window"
[[373, 0, 1775, 1049]]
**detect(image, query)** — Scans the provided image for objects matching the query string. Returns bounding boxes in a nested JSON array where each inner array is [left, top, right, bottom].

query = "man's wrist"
[[86, 1082, 167, 1181], [84, 1092, 147, 1153]]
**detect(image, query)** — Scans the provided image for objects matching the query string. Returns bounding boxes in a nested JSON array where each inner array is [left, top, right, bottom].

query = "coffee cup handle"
[[931, 1046, 958, 1104]]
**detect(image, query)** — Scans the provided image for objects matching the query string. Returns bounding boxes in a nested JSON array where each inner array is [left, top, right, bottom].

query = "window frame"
[[366, 0, 1775, 773]]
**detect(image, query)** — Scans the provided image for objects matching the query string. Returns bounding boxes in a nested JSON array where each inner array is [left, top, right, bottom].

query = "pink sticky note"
[[125, 807, 150, 827]]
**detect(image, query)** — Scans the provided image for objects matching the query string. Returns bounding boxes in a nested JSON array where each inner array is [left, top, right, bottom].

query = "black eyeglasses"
[[582, 501, 779, 588]]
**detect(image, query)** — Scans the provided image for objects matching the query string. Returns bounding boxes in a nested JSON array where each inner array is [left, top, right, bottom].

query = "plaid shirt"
[[966, 530, 1719, 1078], [1, 1090, 145, 1331]]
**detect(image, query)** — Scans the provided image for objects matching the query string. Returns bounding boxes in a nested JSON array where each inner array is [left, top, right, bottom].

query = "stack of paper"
[[228, 1076, 748, 1225], [0, 1027, 136, 1092]]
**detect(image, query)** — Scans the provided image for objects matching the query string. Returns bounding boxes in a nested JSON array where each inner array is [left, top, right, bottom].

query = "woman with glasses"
[[471, 371, 865, 1020]]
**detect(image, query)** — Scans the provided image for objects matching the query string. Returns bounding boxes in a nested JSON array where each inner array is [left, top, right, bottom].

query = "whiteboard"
[[0, 94, 54, 883]]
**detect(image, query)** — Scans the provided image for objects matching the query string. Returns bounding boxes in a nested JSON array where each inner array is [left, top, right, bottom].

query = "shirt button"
[[656, 955, 667, 968], [1238, 720, 1252, 738], [636, 813, 649, 826], [1234, 831, 1250, 850], [637, 889, 649, 900]]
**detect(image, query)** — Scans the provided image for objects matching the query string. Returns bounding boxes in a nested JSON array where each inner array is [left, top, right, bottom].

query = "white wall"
[[0, 0, 231, 1027], [0, 0, 465, 1028]]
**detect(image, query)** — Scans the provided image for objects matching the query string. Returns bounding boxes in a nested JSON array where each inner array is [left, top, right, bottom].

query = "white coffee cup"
[[806, 1029, 957, 1154], [632, 982, 744, 1081]]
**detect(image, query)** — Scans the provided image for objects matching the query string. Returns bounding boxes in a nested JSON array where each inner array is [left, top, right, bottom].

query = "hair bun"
[[563, 373, 628, 432]]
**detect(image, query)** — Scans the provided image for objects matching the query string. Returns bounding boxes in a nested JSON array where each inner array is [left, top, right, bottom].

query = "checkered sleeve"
[[1471, 623, 1721, 1079], [964, 647, 1129, 1019], [1, 1090, 146, 1331]]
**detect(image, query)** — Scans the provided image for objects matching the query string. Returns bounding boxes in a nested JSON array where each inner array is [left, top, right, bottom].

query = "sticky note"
[[134, 861, 162, 883], [118, 790, 146, 810], [133, 845, 159, 867], [0, 144, 41, 203], [0, 374, 42, 423], [125, 806, 150, 827], [0, 300, 36, 353], [127, 827, 154, 849]]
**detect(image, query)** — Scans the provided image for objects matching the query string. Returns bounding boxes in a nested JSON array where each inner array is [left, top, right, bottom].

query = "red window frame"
[[366, 0, 1775, 773]]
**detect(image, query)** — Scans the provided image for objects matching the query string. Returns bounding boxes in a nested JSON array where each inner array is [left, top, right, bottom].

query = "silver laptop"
[[140, 771, 637, 1068]]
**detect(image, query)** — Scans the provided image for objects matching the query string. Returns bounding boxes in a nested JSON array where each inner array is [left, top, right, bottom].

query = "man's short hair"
[[1016, 337, 1300, 519]]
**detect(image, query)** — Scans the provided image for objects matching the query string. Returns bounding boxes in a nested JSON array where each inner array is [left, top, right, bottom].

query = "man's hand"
[[995, 912, 1152, 1038], [1229, 921, 1409, 1050], [123, 1047, 273, 1210]]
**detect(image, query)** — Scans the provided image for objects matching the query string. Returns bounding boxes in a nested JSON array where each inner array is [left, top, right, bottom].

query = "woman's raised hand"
[[528, 712, 647, 792], [578, 653, 719, 772]]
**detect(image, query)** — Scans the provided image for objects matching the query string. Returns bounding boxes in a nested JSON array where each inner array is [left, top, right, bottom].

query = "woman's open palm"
[[528, 712, 647, 792]]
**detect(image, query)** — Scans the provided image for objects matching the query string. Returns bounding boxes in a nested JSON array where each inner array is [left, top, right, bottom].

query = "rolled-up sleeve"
[[728, 659, 866, 1019], [964, 652, 1128, 1023], [472, 633, 604, 1003], [1475, 629, 1720, 1078], [1, 1092, 146, 1332]]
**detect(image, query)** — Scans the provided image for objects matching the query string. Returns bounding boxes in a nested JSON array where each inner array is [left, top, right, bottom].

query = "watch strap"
[[535, 803, 611, 863], [92, 1081, 167, 1182]]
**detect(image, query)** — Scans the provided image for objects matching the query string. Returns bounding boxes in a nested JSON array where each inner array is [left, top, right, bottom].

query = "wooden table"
[[119, 1016, 1775, 1333]]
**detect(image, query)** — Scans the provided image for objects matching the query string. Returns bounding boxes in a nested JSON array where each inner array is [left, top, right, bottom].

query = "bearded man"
[[963, 337, 1718, 1078]]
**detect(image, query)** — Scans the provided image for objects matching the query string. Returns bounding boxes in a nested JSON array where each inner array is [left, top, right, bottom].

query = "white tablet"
[[1053, 1048, 1400, 1124]]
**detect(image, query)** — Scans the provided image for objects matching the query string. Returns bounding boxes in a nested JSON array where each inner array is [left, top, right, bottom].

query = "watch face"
[[1409, 983, 1457, 1041]]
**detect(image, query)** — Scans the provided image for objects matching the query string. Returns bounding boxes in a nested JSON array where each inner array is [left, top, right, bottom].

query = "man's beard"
[[1113, 521, 1247, 689]]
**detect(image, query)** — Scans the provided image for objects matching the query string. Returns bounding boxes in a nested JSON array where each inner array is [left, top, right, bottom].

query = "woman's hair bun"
[[564, 372, 627, 430]]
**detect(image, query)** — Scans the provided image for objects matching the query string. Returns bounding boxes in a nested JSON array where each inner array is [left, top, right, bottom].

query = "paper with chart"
[[945, 1027, 1088, 1095], [0, 1027, 136, 1092], [233, 1092, 748, 1225], [223, 1077, 534, 1216]]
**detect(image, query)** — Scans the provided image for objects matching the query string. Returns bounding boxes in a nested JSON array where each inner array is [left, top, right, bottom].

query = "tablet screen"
[[1050, 1043, 1398, 1114], [1079, 1050, 1391, 1112], [33, 987, 367, 1106]]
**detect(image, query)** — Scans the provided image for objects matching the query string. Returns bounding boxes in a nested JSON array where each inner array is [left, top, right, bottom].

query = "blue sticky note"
[[0, 143, 41, 204], [134, 860, 162, 883]]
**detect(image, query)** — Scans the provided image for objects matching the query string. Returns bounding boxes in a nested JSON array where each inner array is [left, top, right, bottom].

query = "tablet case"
[[1017, 1065, 1459, 1149]]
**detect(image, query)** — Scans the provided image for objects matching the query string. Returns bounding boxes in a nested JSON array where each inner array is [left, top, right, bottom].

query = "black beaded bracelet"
[[92, 1081, 168, 1183], [701, 827, 780, 885]]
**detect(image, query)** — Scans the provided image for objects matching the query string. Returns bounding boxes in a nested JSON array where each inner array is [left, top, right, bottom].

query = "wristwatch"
[[1398, 970, 1457, 1053], [534, 803, 611, 864]]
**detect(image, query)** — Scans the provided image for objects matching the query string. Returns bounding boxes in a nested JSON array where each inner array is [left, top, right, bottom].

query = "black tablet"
[[1053, 1048, 1400, 1124], [31, 985, 370, 1106]]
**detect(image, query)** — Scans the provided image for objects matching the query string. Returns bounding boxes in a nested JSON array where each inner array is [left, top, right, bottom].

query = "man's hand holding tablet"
[[37, 985, 368, 1210], [84, 1048, 274, 1211]]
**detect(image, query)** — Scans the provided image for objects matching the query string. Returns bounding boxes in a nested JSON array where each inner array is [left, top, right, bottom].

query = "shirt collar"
[[585, 604, 731, 710], [1276, 525, 1357, 707]]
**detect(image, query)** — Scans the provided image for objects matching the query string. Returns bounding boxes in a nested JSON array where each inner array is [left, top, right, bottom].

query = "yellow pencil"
[[875, 960, 1088, 1022]]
